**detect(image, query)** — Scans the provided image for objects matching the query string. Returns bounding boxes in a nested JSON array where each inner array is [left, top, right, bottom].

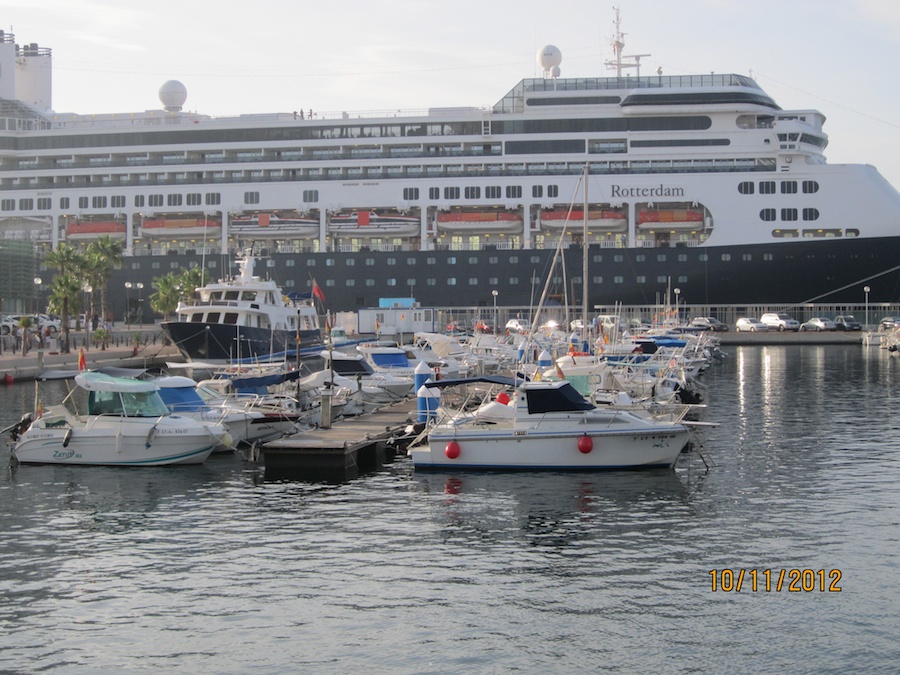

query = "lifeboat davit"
[[436, 211, 523, 233]]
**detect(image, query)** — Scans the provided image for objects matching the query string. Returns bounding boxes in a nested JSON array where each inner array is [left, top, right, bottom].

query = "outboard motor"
[[9, 412, 33, 442]]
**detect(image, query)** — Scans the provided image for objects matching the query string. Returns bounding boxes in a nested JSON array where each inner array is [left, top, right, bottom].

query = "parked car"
[[833, 315, 862, 331], [5, 315, 61, 334], [761, 312, 801, 332], [690, 316, 729, 332], [0, 315, 17, 335], [505, 318, 528, 333], [878, 317, 900, 332], [800, 317, 836, 331], [735, 317, 769, 332]]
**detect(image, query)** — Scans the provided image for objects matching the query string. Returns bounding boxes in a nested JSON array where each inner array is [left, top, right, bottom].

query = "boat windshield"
[[370, 353, 410, 368], [525, 383, 596, 414], [88, 390, 170, 417]]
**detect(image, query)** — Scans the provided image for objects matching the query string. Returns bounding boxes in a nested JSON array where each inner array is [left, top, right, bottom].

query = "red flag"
[[312, 281, 326, 304], [78, 347, 87, 372]]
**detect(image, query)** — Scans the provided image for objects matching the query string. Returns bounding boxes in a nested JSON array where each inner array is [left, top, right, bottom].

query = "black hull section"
[[162, 322, 322, 362], [118, 236, 900, 317]]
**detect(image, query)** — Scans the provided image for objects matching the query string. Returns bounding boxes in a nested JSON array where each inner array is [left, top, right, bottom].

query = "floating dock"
[[260, 402, 418, 481]]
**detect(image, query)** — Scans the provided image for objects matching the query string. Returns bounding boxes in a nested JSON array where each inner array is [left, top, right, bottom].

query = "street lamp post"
[[864, 286, 870, 331], [33, 276, 42, 315], [674, 287, 681, 324], [125, 282, 132, 328], [83, 284, 92, 348], [137, 282, 144, 327], [492, 290, 498, 336]]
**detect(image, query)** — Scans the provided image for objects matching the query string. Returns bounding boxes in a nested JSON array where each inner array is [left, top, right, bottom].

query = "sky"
[[3, 0, 900, 188]]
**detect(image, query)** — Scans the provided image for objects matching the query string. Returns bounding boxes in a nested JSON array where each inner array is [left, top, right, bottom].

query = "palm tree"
[[43, 243, 84, 353], [84, 236, 123, 328], [150, 272, 183, 321], [47, 273, 84, 352], [177, 266, 208, 301]]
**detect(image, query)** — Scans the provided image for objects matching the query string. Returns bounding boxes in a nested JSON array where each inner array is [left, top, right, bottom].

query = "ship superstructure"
[[1, 20, 898, 314]]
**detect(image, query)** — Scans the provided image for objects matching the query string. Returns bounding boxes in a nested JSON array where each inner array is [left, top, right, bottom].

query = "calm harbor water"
[[1, 344, 899, 673]]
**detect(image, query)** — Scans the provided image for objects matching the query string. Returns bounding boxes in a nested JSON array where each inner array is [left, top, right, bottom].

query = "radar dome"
[[159, 80, 188, 112], [536, 45, 562, 71]]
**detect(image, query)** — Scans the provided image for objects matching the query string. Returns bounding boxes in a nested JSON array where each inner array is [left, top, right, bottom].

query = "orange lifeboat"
[[66, 221, 127, 240], [637, 209, 705, 229], [540, 209, 627, 231], [436, 211, 523, 233], [140, 218, 222, 235]]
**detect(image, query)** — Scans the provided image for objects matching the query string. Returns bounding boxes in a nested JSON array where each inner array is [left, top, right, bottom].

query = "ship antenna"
[[604, 7, 650, 78]]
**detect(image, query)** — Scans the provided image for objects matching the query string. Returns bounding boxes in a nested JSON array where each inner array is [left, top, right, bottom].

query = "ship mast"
[[604, 7, 651, 77]]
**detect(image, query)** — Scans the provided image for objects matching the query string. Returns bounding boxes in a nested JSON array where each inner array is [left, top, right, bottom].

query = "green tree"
[[149, 272, 182, 321], [47, 272, 84, 352], [43, 243, 84, 353], [84, 236, 123, 327]]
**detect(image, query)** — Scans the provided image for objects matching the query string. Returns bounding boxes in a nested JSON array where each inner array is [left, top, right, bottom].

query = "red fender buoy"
[[496, 391, 511, 405], [577, 435, 593, 454], [445, 440, 461, 459]]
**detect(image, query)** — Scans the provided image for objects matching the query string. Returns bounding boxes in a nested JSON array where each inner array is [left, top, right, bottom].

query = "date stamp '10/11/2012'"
[[709, 569, 842, 592]]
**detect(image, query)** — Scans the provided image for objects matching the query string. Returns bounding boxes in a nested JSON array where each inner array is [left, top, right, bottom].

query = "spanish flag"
[[78, 347, 87, 372]]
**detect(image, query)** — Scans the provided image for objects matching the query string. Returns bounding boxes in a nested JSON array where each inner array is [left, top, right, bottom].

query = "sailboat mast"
[[582, 165, 590, 347]]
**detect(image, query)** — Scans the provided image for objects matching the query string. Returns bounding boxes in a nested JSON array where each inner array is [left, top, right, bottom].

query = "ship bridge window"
[[800, 133, 827, 149], [738, 181, 755, 194], [224, 291, 239, 301], [208, 291, 222, 300], [207, 312, 221, 323], [223, 313, 239, 324], [189, 313, 204, 322], [241, 291, 257, 301]]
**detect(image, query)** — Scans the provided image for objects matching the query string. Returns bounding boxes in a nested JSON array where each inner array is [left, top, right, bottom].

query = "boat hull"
[[415, 425, 689, 471], [162, 321, 322, 362], [12, 416, 217, 466]]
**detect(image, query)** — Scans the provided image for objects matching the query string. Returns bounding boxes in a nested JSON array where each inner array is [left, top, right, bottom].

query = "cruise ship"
[[1, 20, 899, 322]]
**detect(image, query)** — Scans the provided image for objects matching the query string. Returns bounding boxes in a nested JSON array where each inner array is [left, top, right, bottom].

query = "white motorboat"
[[7, 372, 220, 466], [410, 378, 691, 471]]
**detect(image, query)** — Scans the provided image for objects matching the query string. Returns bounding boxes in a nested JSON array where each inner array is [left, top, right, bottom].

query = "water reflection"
[[414, 470, 692, 549]]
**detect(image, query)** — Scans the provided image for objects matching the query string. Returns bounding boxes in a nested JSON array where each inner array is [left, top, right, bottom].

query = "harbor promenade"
[[0, 326, 183, 383]]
